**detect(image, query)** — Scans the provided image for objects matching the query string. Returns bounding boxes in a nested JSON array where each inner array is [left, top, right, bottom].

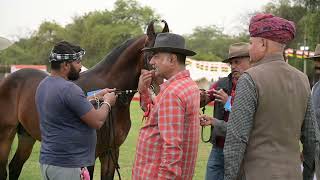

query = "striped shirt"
[[132, 70, 200, 180]]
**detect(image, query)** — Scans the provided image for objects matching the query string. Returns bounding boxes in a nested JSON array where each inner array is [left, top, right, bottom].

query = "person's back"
[[36, 76, 96, 167], [244, 53, 310, 179], [223, 14, 319, 180]]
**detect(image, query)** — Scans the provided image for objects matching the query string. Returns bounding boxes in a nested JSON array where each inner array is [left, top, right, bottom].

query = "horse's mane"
[[90, 37, 138, 69]]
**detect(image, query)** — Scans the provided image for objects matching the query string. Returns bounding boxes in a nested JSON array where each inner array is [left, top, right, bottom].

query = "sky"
[[0, 0, 270, 41]]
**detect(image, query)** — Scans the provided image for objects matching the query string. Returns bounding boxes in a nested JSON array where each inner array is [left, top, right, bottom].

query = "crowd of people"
[[36, 13, 320, 180]]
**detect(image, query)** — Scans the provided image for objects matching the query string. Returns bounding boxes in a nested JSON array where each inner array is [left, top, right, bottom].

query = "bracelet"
[[101, 101, 111, 111], [88, 98, 96, 102]]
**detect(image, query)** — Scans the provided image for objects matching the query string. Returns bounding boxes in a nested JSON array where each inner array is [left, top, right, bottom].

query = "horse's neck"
[[76, 70, 105, 92], [75, 36, 146, 93]]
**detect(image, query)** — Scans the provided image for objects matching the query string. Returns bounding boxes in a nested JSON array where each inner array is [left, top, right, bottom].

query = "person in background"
[[309, 44, 320, 180], [223, 13, 319, 180], [200, 42, 250, 180]]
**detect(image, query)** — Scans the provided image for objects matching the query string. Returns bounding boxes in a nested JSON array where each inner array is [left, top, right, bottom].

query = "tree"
[[0, 0, 160, 67], [185, 26, 249, 61], [293, 0, 320, 12]]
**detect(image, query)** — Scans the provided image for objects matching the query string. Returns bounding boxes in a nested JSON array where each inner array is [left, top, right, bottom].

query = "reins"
[[200, 105, 212, 143], [92, 89, 136, 180]]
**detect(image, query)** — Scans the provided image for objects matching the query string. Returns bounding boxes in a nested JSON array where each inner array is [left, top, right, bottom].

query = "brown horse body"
[[0, 21, 168, 180]]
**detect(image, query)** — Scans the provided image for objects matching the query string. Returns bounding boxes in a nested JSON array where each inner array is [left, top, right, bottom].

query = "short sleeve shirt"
[[35, 76, 95, 168]]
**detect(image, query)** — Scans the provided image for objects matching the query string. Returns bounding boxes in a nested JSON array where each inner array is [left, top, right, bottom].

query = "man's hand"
[[88, 88, 115, 102], [200, 114, 215, 126], [99, 88, 117, 106], [138, 69, 154, 94], [200, 89, 211, 107], [96, 88, 115, 98], [103, 92, 117, 106], [212, 89, 228, 104]]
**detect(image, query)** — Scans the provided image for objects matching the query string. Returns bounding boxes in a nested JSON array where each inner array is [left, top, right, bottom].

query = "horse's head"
[[76, 20, 170, 104], [141, 20, 170, 94]]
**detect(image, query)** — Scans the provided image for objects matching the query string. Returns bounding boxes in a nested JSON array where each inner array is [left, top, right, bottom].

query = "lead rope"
[[94, 93, 121, 180], [201, 105, 212, 143], [106, 108, 121, 180]]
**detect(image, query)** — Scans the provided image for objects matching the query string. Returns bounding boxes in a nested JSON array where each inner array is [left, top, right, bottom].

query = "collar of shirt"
[[159, 70, 190, 92]]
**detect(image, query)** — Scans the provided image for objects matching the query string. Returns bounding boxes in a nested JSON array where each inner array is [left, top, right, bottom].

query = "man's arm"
[[224, 73, 257, 180], [158, 92, 185, 179], [138, 70, 154, 112], [200, 115, 227, 137], [64, 84, 116, 129], [301, 95, 319, 180], [200, 82, 218, 107], [139, 90, 153, 112]]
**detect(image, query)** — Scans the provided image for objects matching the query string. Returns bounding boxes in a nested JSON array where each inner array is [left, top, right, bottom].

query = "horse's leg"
[[99, 148, 120, 180], [8, 124, 36, 180], [0, 126, 16, 180]]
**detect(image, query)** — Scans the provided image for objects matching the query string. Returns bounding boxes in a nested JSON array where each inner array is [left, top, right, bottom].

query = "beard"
[[67, 64, 80, 81]]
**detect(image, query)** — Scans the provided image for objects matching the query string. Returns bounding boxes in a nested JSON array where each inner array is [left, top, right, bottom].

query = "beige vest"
[[241, 53, 310, 180]]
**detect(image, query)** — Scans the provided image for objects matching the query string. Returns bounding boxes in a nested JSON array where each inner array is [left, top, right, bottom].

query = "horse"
[[0, 20, 169, 180]]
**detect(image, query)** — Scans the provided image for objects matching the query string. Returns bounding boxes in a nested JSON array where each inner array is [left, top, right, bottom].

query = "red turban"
[[249, 13, 296, 44]]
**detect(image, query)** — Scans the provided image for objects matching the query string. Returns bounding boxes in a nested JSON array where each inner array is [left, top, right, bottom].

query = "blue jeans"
[[205, 147, 224, 180]]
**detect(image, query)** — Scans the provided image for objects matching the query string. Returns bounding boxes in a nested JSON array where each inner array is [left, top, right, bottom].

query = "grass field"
[[9, 101, 213, 180]]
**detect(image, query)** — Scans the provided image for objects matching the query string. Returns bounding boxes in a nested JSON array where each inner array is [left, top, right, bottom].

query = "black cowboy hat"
[[142, 33, 196, 56]]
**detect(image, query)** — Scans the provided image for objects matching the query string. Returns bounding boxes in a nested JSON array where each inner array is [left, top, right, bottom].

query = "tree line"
[[0, 0, 319, 70]]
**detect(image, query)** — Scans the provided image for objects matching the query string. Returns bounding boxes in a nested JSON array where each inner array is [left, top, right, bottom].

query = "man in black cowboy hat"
[[199, 42, 250, 180], [35, 41, 117, 180], [132, 33, 200, 180], [310, 44, 320, 180]]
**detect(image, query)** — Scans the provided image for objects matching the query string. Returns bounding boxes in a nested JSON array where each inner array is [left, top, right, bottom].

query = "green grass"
[[9, 101, 213, 180]]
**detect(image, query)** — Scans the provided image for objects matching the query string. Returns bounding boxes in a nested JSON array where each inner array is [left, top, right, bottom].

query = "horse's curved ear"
[[147, 20, 157, 38], [161, 20, 169, 33]]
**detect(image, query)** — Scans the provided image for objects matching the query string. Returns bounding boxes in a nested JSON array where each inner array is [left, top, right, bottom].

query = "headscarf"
[[249, 13, 296, 44]]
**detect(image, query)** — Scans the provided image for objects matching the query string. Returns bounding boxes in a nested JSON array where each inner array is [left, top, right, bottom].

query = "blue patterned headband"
[[49, 49, 85, 62]]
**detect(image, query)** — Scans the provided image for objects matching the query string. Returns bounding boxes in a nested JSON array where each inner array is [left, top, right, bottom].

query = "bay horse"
[[0, 20, 169, 180]]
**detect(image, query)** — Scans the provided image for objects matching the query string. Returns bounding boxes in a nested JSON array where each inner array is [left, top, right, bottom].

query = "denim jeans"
[[205, 147, 224, 180]]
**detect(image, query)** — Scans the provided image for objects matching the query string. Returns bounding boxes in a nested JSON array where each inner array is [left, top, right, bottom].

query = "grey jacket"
[[312, 81, 320, 180]]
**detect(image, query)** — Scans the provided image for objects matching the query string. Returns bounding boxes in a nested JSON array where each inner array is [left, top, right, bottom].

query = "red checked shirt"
[[132, 70, 200, 180]]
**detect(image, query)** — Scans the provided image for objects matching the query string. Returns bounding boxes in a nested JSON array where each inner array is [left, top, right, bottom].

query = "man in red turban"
[[249, 13, 296, 44], [224, 13, 319, 180]]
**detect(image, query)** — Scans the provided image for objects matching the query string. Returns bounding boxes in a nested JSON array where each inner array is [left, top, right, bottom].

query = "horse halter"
[[109, 39, 155, 105]]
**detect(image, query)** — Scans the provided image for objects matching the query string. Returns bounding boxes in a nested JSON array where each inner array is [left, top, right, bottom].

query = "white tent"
[[0, 37, 13, 51], [186, 58, 231, 82]]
